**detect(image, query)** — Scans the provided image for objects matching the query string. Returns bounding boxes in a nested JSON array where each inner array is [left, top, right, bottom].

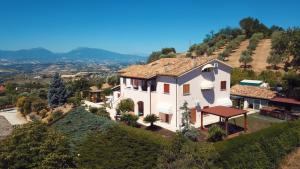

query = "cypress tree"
[[47, 73, 68, 108]]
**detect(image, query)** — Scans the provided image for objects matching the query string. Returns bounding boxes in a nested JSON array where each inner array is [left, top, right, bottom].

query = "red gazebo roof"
[[202, 106, 248, 118]]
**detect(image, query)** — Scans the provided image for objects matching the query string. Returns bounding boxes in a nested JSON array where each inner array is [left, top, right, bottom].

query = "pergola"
[[201, 106, 248, 135]]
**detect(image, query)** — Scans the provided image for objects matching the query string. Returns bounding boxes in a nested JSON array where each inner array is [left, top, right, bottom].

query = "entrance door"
[[137, 101, 144, 116]]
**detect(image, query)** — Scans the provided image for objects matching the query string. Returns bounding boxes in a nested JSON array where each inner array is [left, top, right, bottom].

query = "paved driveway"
[[0, 108, 28, 125]]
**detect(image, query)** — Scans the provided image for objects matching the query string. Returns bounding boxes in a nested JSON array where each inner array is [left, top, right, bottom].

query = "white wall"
[[119, 77, 151, 116], [177, 60, 231, 128], [150, 76, 178, 129], [119, 60, 232, 131]]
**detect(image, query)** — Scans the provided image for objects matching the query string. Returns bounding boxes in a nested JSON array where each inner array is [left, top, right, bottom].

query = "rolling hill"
[[0, 47, 145, 64]]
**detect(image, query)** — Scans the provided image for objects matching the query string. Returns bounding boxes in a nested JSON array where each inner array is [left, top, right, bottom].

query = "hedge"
[[76, 124, 169, 169], [215, 120, 300, 169]]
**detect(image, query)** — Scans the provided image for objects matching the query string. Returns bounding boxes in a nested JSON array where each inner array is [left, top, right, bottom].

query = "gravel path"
[[0, 116, 13, 140], [0, 108, 28, 125]]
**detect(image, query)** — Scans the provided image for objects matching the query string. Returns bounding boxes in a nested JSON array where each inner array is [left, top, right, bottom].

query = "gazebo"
[[201, 106, 248, 135]]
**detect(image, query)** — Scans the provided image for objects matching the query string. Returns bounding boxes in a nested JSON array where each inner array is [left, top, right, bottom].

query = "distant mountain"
[[0, 47, 146, 64]]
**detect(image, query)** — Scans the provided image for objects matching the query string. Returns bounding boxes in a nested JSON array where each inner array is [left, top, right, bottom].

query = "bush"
[[39, 109, 48, 118], [231, 68, 257, 86], [157, 133, 217, 169], [52, 107, 116, 142], [116, 98, 134, 114], [208, 125, 226, 142], [143, 114, 159, 127], [215, 120, 300, 169], [89, 107, 98, 114], [76, 124, 168, 169], [96, 107, 111, 119], [183, 126, 199, 142], [67, 96, 81, 107], [120, 113, 139, 127], [49, 110, 63, 122], [0, 122, 76, 168]]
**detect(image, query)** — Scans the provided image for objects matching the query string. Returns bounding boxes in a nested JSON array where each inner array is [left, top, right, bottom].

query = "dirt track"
[[227, 40, 249, 68], [251, 39, 272, 72]]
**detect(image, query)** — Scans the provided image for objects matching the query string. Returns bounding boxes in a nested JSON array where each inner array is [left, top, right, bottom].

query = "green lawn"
[[229, 113, 285, 133]]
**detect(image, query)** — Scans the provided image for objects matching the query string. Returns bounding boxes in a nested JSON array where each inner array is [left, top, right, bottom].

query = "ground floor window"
[[159, 113, 171, 123], [137, 101, 144, 116]]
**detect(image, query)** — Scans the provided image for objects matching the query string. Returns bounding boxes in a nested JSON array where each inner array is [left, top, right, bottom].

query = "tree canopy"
[[47, 73, 69, 108], [0, 122, 75, 169]]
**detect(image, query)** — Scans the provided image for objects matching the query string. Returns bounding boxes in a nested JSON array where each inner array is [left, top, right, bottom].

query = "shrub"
[[52, 107, 116, 142], [89, 107, 98, 114], [215, 120, 300, 169], [157, 133, 217, 169], [143, 114, 159, 127], [76, 124, 168, 169], [39, 109, 48, 118], [49, 110, 63, 122], [208, 125, 226, 142], [0, 122, 76, 168], [120, 113, 139, 127], [183, 126, 199, 141], [31, 99, 47, 112], [67, 96, 81, 107], [116, 98, 134, 114], [96, 107, 110, 119]]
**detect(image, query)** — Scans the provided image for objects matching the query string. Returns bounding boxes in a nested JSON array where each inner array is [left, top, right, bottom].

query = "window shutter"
[[164, 84, 170, 93], [183, 84, 190, 95]]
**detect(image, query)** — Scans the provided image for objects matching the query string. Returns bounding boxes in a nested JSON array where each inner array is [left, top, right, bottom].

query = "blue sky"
[[0, 0, 299, 55]]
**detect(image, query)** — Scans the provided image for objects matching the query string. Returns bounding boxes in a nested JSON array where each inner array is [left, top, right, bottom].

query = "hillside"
[[227, 40, 250, 68], [251, 39, 272, 72]]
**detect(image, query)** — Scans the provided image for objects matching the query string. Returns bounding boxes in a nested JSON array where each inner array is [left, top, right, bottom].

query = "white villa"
[[112, 56, 233, 131]]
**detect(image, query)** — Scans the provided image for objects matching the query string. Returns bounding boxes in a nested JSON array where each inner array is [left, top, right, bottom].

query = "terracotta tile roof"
[[230, 84, 276, 100], [119, 56, 220, 79]]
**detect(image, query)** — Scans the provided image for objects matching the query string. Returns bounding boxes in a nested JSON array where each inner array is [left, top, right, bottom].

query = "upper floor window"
[[132, 79, 139, 90], [221, 81, 226, 91], [202, 67, 213, 72], [164, 83, 170, 94], [183, 84, 190, 95]]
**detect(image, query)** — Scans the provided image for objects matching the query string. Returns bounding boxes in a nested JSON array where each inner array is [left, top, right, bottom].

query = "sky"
[[0, 0, 299, 55]]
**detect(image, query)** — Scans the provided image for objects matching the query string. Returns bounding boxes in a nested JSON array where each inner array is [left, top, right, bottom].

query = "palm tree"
[[143, 114, 159, 127]]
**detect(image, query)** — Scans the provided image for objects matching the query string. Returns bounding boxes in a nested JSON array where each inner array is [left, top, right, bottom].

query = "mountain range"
[[0, 47, 146, 64]]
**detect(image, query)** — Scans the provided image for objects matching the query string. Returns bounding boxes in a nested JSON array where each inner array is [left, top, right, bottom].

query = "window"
[[164, 84, 170, 94], [202, 67, 213, 72], [183, 84, 190, 95], [132, 79, 139, 90], [159, 113, 171, 123], [220, 81, 226, 91], [123, 78, 126, 85]]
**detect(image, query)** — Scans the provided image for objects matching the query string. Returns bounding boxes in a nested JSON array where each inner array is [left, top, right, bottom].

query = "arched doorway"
[[137, 101, 144, 116]]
